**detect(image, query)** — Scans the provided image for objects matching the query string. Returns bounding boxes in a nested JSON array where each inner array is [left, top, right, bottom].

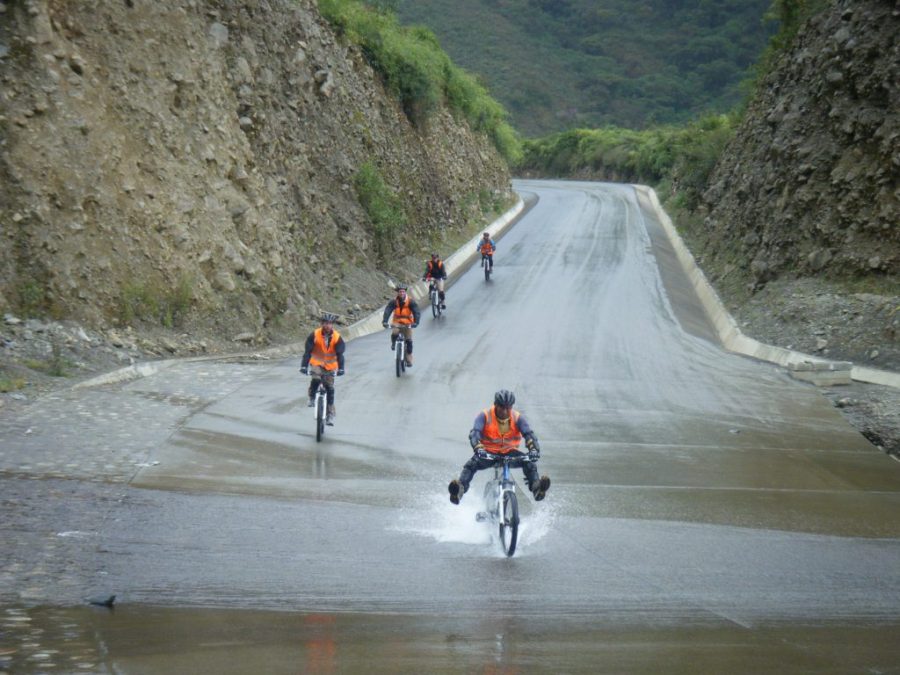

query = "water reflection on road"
[[5, 605, 900, 674]]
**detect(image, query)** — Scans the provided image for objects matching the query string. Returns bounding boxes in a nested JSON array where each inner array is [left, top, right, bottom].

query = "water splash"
[[394, 488, 559, 556]]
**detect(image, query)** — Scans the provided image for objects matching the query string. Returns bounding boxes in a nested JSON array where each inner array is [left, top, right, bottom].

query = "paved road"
[[2, 180, 899, 673]]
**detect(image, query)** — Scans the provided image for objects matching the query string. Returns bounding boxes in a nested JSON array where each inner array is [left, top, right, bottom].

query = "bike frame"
[[311, 377, 328, 442], [478, 453, 525, 557], [428, 280, 441, 318], [390, 324, 407, 377]]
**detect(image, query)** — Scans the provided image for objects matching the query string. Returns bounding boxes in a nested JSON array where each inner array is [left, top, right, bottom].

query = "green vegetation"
[[15, 279, 46, 316], [516, 0, 833, 210], [518, 113, 737, 208], [394, 0, 776, 136], [0, 373, 27, 392], [317, 0, 521, 163], [118, 275, 193, 329], [353, 160, 407, 261]]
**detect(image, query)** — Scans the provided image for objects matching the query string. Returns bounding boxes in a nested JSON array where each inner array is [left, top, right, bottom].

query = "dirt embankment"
[[0, 0, 512, 344]]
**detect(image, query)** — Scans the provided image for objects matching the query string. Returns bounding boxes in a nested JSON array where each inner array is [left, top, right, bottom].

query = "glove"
[[527, 449, 540, 462], [475, 448, 490, 460], [299, 366, 308, 375], [382, 322, 388, 328], [336, 368, 345, 376]]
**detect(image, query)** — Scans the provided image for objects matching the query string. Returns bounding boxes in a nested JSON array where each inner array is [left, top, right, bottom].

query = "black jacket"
[[423, 259, 448, 280]]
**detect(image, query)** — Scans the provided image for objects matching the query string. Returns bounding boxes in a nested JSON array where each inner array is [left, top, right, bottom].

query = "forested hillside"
[[394, 0, 775, 136]]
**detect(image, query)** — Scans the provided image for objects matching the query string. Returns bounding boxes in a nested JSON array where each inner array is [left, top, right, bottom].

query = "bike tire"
[[395, 341, 403, 377], [431, 293, 438, 318], [315, 395, 325, 442], [499, 489, 519, 557], [484, 265, 490, 282]]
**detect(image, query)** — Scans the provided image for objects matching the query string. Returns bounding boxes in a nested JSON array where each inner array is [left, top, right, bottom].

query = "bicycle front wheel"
[[315, 396, 325, 442], [395, 341, 403, 377], [499, 489, 519, 557], [431, 293, 438, 318]]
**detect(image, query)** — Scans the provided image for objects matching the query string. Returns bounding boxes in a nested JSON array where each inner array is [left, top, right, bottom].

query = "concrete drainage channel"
[[635, 184, 900, 391]]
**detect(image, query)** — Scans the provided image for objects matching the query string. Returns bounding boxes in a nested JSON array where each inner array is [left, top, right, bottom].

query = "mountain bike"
[[427, 279, 442, 318], [390, 324, 408, 377], [311, 378, 327, 442], [475, 451, 529, 557], [481, 253, 492, 281]]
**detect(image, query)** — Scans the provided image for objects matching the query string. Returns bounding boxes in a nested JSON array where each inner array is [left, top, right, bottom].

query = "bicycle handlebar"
[[475, 449, 532, 462]]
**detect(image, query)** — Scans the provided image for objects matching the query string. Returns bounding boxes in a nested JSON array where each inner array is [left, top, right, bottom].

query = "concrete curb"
[[634, 184, 900, 390], [73, 199, 526, 389]]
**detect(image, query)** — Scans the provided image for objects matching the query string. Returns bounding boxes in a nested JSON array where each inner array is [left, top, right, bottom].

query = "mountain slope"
[[395, 0, 775, 136]]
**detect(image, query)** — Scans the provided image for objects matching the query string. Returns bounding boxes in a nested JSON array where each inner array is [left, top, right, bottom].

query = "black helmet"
[[321, 312, 338, 323], [431, 252, 439, 259], [494, 389, 515, 407], [483, 232, 490, 237]]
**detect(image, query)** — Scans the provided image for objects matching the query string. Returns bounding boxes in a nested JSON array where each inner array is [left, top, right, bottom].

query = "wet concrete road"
[[2, 180, 900, 673]]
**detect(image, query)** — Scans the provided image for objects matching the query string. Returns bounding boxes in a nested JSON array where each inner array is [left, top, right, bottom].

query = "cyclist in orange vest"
[[381, 284, 421, 367], [422, 253, 448, 309], [448, 389, 550, 504], [477, 232, 496, 272], [299, 313, 346, 426]]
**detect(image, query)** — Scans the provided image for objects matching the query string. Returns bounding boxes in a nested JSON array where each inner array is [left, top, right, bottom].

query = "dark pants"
[[459, 451, 539, 492], [308, 366, 335, 405]]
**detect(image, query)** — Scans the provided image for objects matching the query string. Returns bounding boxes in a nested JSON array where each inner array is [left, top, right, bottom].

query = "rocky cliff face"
[[0, 0, 511, 341], [699, 0, 898, 289]]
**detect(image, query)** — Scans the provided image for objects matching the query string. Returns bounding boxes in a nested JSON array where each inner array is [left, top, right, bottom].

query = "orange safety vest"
[[480, 407, 522, 455], [391, 297, 415, 326], [426, 260, 445, 276], [309, 327, 341, 371], [480, 240, 494, 255]]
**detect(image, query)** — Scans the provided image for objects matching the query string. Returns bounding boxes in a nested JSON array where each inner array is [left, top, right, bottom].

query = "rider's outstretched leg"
[[448, 479, 464, 504], [404, 339, 413, 367], [524, 462, 551, 501]]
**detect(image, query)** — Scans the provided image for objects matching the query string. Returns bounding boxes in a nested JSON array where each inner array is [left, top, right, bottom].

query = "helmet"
[[321, 312, 338, 323], [494, 389, 515, 407], [396, 284, 408, 292], [483, 232, 490, 237], [431, 252, 439, 259]]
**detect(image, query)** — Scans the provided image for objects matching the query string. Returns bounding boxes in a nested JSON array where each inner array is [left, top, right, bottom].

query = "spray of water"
[[394, 486, 559, 557]]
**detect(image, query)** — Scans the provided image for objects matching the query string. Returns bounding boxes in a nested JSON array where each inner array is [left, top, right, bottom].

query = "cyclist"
[[381, 284, 420, 367], [299, 313, 345, 426], [478, 232, 495, 272], [422, 252, 448, 309], [448, 389, 550, 505]]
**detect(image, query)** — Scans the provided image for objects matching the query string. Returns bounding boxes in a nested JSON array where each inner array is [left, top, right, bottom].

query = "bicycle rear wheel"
[[315, 395, 325, 442], [499, 489, 519, 557]]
